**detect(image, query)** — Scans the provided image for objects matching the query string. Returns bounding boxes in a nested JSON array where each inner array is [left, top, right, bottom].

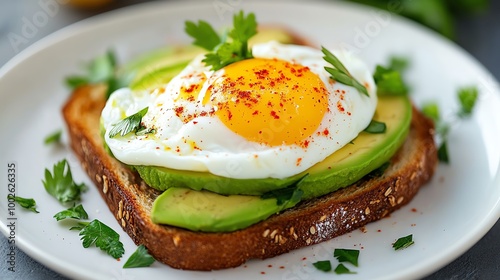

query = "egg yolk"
[[206, 58, 329, 146], [176, 73, 207, 102]]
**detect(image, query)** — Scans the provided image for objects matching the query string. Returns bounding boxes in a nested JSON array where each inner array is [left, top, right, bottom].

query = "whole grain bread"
[[62, 82, 437, 270]]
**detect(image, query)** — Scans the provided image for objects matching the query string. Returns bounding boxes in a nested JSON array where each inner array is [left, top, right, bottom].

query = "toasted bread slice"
[[62, 83, 437, 270]]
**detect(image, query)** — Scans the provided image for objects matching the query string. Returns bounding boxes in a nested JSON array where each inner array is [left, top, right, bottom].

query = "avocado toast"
[[62, 18, 437, 269], [63, 83, 436, 270]]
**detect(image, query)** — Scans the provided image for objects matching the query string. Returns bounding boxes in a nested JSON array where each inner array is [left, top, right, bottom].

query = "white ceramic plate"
[[1, 1, 499, 279]]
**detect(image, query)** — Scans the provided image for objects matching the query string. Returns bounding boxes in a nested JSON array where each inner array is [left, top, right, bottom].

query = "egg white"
[[101, 41, 377, 179]]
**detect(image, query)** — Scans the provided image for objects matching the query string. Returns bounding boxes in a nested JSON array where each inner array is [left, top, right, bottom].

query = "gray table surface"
[[1, 0, 499, 279]]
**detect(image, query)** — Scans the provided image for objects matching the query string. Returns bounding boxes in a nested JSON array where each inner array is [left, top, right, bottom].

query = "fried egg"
[[101, 41, 377, 179]]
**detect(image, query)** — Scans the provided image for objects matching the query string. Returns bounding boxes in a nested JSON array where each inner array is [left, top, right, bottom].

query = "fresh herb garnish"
[[185, 20, 221, 51], [322, 47, 369, 97], [69, 222, 89, 231], [261, 175, 307, 206], [393, 234, 415, 250], [373, 55, 409, 96], [364, 119, 387, 134], [53, 204, 88, 221], [437, 142, 449, 163], [388, 56, 409, 72], [65, 50, 131, 99], [44, 129, 62, 145], [373, 65, 408, 96], [109, 107, 149, 138], [79, 219, 125, 259], [312, 260, 332, 272], [422, 85, 479, 163], [334, 263, 357, 274], [457, 86, 479, 118], [334, 248, 359, 267], [185, 11, 257, 71], [123, 245, 156, 268], [43, 159, 87, 204], [10, 196, 39, 213], [421, 102, 440, 124]]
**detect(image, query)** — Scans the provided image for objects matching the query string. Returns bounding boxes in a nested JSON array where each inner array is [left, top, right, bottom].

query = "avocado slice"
[[136, 95, 412, 199], [149, 96, 411, 232], [118, 45, 204, 92], [151, 187, 301, 232]]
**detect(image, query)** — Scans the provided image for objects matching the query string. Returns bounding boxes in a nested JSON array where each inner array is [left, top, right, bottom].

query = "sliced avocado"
[[151, 187, 300, 232], [119, 45, 205, 92], [249, 27, 295, 46], [136, 95, 412, 199]]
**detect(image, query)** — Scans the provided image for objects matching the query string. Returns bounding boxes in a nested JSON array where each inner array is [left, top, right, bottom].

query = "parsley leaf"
[[44, 129, 62, 145], [363, 119, 386, 134], [373, 55, 409, 96], [229, 11, 257, 57], [389, 56, 409, 72], [421, 86, 479, 164], [123, 245, 156, 268], [334, 263, 356, 274], [186, 11, 257, 71], [184, 20, 221, 50], [10, 195, 39, 213], [422, 102, 440, 124], [393, 234, 415, 250], [334, 248, 359, 267], [457, 86, 479, 118], [261, 175, 307, 206], [109, 107, 149, 138], [437, 142, 449, 163], [65, 50, 131, 99], [373, 65, 408, 96], [53, 204, 88, 221], [69, 222, 89, 231], [312, 260, 332, 272], [79, 219, 124, 259], [322, 47, 369, 97], [43, 159, 87, 204]]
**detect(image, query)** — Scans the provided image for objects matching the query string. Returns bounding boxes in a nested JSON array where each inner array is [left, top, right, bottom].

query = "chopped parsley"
[[185, 11, 257, 71], [65, 50, 131, 99], [44, 129, 62, 145], [10, 196, 39, 213], [334, 248, 360, 267], [457, 86, 479, 118], [108, 107, 149, 138], [123, 245, 156, 268], [334, 263, 357, 274], [373, 56, 409, 96], [322, 47, 369, 97], [53, 204, 88, 221], [364, 119, 387, 134], [312, 260, 332, 272], [79, 219, 125, 259], [43, 159, 87, 204], [260, 175, 307, 206], [393, 234, 415, 250], [422, 85, 479, 163]]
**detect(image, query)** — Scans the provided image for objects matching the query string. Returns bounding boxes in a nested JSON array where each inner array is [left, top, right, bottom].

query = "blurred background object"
[[347, 0, 489, 38], [66, 0, 115, 10]]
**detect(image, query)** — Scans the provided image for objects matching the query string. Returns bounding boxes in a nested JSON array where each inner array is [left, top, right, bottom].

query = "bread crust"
[[63, 80, 437, 270]]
